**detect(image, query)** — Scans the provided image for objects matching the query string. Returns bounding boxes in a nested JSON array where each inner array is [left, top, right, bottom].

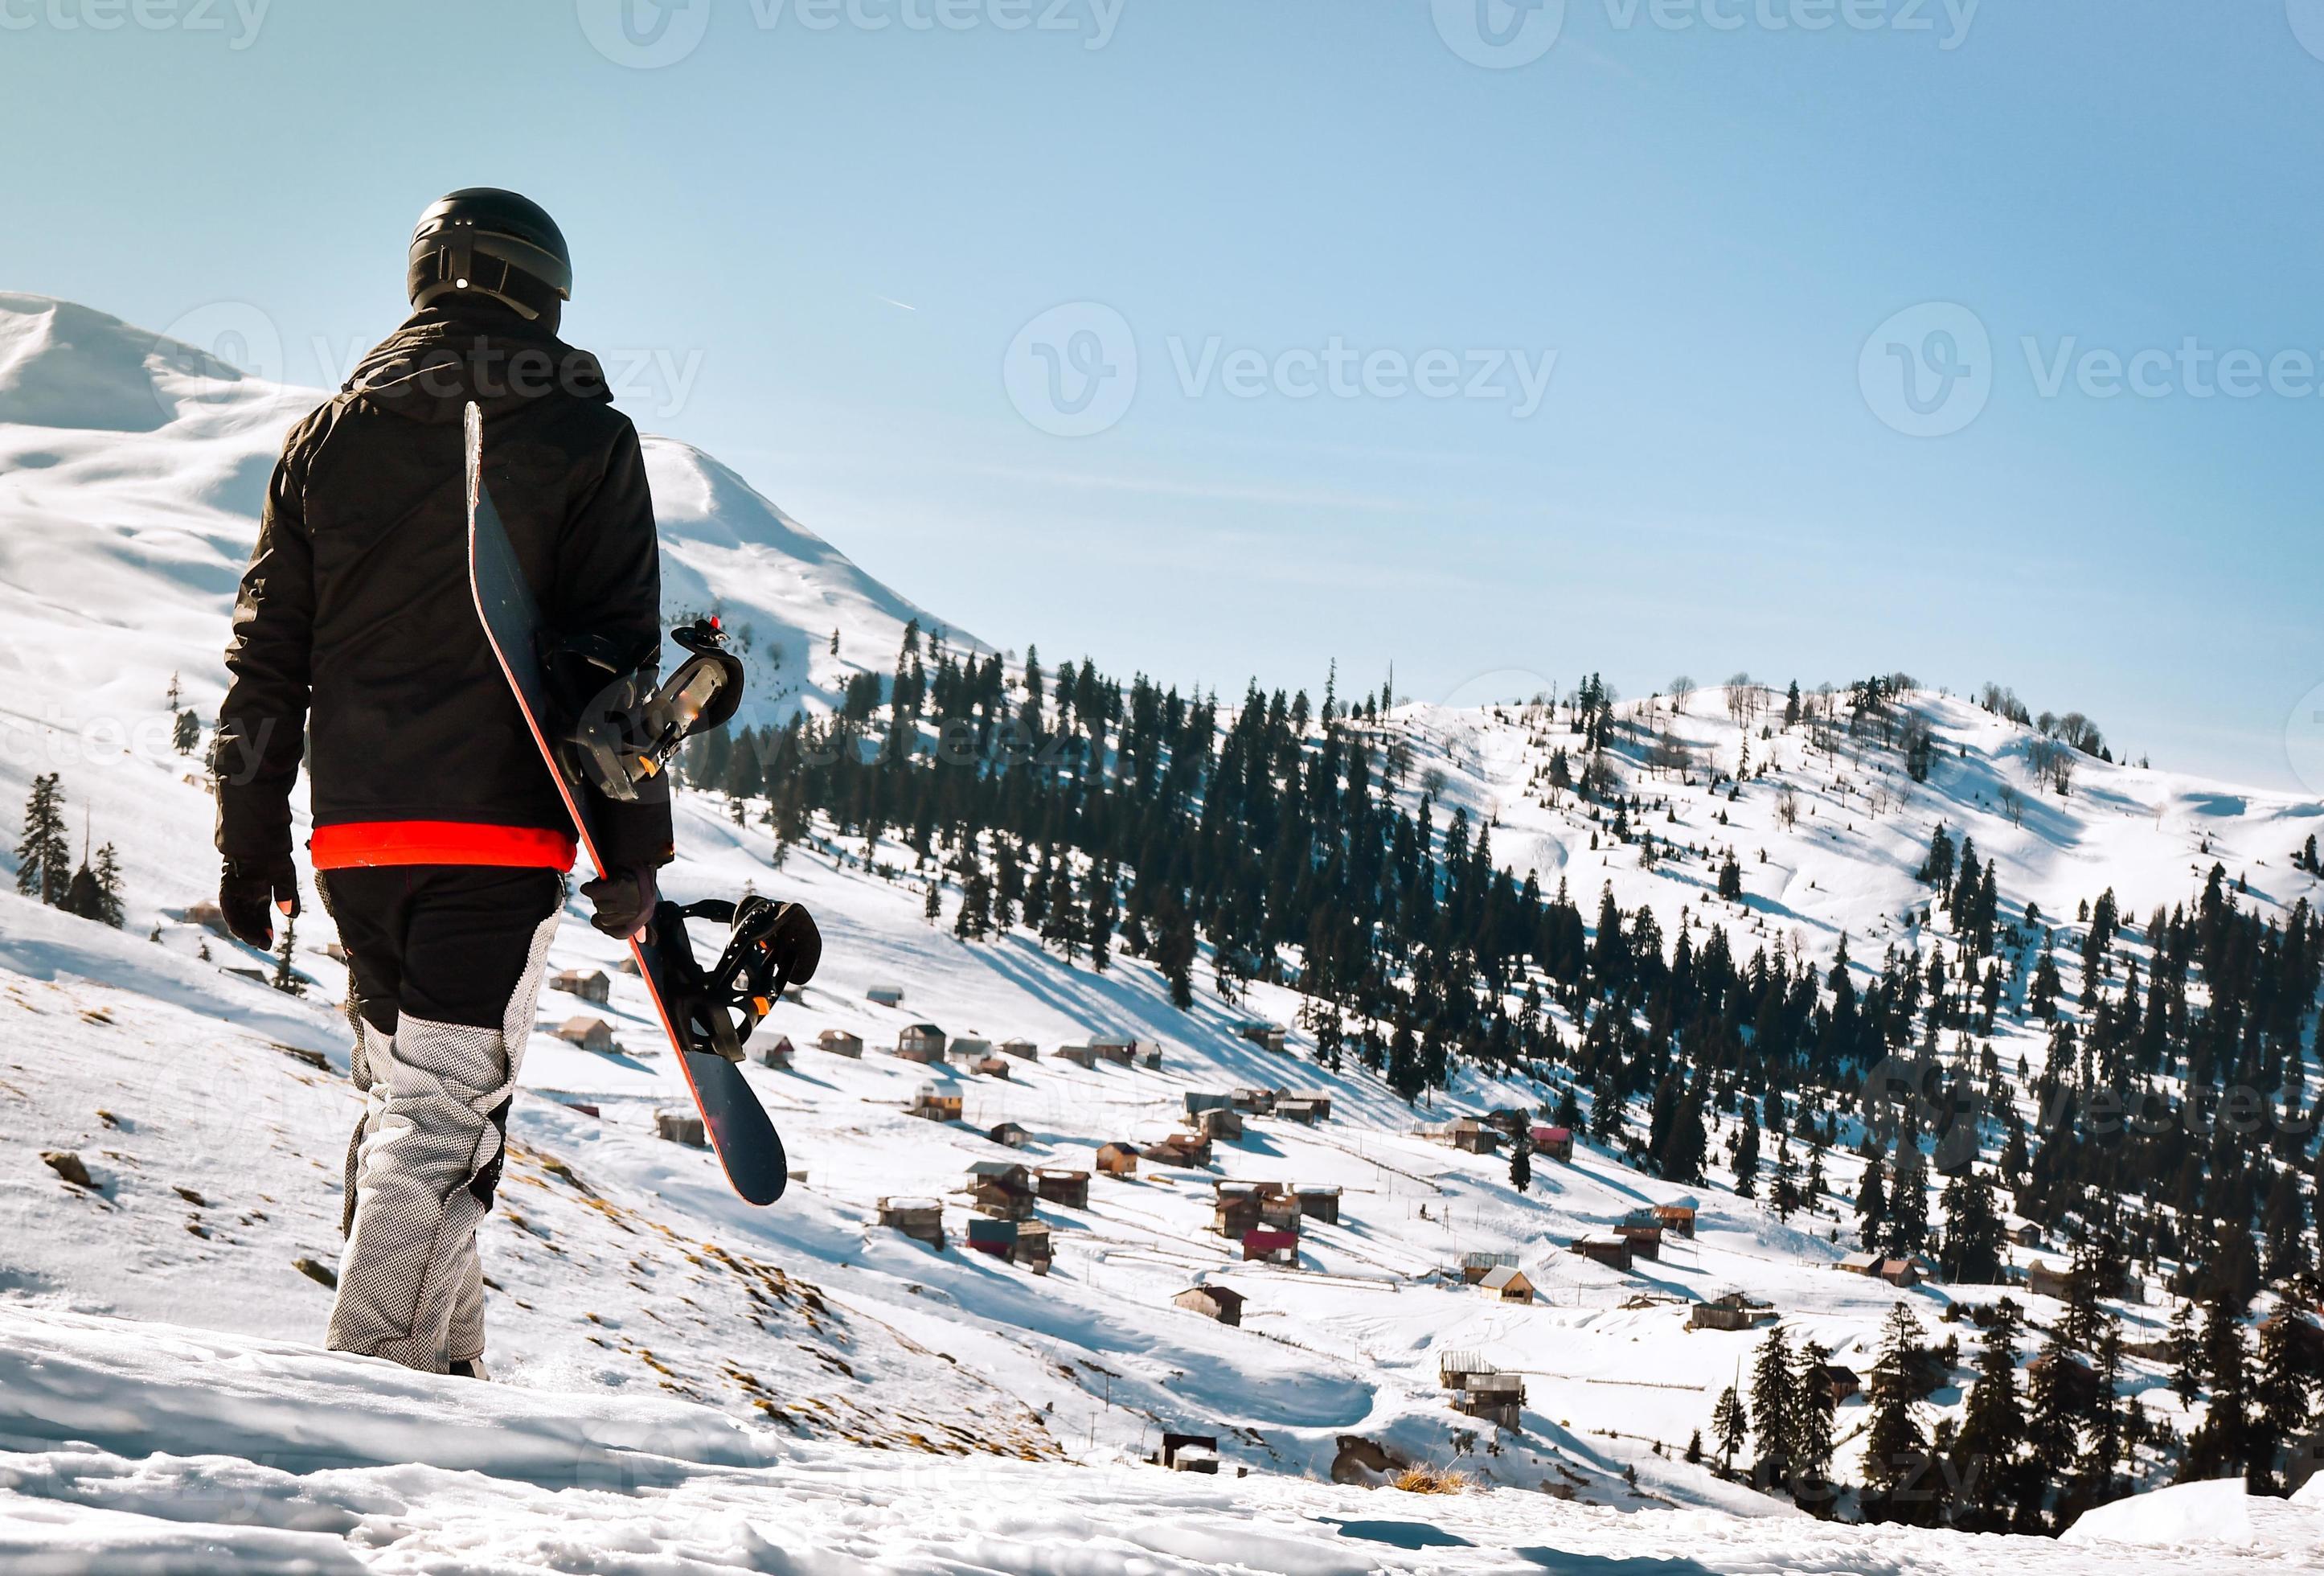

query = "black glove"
[[581, 866, 660, 940], [219, 856, 300, 949]]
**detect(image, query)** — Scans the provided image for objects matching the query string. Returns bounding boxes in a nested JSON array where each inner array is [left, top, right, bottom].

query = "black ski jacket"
[[215, 302, 673, 875]]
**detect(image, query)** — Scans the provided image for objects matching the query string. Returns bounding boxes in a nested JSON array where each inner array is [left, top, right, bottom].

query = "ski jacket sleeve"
[[215, 418, 321, 865], [558, 418, 674, 873]]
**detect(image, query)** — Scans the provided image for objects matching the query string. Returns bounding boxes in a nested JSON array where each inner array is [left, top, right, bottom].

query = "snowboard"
[[462, 402, 788, 1205]]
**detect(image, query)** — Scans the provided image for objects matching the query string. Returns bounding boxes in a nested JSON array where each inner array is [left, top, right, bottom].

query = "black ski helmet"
[[408, 188, 572, 321]]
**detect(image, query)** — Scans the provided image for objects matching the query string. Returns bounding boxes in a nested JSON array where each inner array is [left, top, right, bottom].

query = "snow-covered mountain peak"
[[0, 293, 269, 435]]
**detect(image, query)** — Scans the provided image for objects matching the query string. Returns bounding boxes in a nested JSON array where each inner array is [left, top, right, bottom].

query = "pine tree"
[[1883, 1147, 1930, 1259], [1717, 850, 1744, 901], [1953, 1299, 2027, 1532], [2023, 1331, 2083, 1514], [1711, 1383, 1751, 1474], [1508, 1135, 1531, 1195], [1855, 1153, 1887, 1249], [14, 774, 69, 905], [1732, 1100, 1760, 1198], [1863, 1303, 1931, 1500], [923, 880, 941, 925], [1789, 1337, 1838, 1499], [271, 913, 305, 997], [1938, 1169, 2006, 1283], [2252, 1307, 2318, 1493], [1749, 1324, 1797, 1479], [172, 709, 203, 756]]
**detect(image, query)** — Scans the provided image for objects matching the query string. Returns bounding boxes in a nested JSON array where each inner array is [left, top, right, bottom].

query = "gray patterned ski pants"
[[318, 866, 563, 1373]]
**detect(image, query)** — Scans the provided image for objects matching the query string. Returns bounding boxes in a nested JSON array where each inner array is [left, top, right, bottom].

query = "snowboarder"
[[213, 189, 673, 1377]]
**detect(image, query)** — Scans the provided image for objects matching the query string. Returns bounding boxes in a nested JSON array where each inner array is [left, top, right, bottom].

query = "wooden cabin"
[[1092, 1037, 1137, 1066], [1819, 1364, 1863, 1404], [1213, 1185, 1260, 1238], [1294, 1185, 1342, 1225], [999, 1037, 1039, 1061], [947, 1036, 994, 1065], [1143, 1132, 1211, 1168], [878, 1196, 945, 1250], [1242, 1228, 1298, 1264], [2026, 1260, 2072, 1300], [1690, 1292, 1775, 1332], [554, 1016, 617, 1053], [1096, 1143, 1140, 1177], [1529, 1124, 1576, 1162], [975, 1056, 1013, 1079], [1284, 1090, 1333, 1121], [1236, 1020, 1289, 1053], [966, 1160, 1038, 1220], [1257, 1193, 1304, 1233], [964, 1216, 1019, 1259], [1461, 1250, 1517, 1285], [2006, 1220, 2042, 1248], [815, 1028, 863, 1059], [1196, 1106, 1244, 1142], [988, 1121, 1031, 1150], [1839, 1251, 1882, 1278], [1570, 1234, 1635, 1271], [1173, 1286, 1246, 1327], [1055, 1044, 1096, 1069], [1877, 1258, 1923, 1289], [1653, 1203, 1699, 1237], [1453, 1371, 1526, 1431], [1274, 1099, 1323, 1126], [1229, 1088, 1277, 1115], [1185, 1091, 1234, 1118], [867, 984, 904, 1008], [1160, 1433, 1221, 1473], [1445, 1118, 1501, 1155], [1478, 1266, 1536, 1304], [895, 1023, 947, 1063], [1135, 1042, 1165, 1069], [756, 1035, 794, 1070], [655, 1110, 706, 1147], [1614, 1222, 1664, 1261], [1014, 1221, 1054, 1274], [910, 1084, 963, 1123], [551, 967, 612, 1005], [1035, 1168, 1090, 1209]]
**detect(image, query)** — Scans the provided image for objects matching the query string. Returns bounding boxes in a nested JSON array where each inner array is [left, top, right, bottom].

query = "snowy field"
[[2, 293, 2321, 1570]]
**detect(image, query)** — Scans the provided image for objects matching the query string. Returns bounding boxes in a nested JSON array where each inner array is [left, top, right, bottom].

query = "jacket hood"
[[344, 305, 610, 426]]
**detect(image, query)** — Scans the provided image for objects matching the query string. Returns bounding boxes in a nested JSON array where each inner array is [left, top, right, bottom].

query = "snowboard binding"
[[654, 897, 822, 1063], [541, 618, 745, 803]]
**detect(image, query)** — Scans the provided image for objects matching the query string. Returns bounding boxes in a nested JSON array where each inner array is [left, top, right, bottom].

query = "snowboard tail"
[[463, 402, 788, 1205]]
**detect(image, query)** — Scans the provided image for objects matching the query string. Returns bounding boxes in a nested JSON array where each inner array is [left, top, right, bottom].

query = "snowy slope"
[[18, 1304, 2309, 1574], [2, 294, 2320, 1570]]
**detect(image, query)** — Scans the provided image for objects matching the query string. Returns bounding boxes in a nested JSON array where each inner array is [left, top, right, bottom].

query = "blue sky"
[[6, 0, 2322, 789]]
